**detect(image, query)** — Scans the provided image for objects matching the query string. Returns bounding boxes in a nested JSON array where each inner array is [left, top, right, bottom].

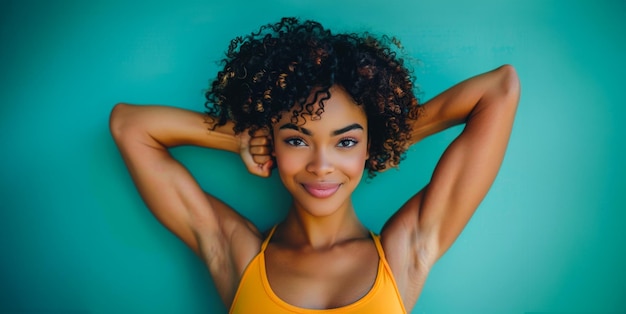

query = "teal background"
[[1, 0, 624, 313]]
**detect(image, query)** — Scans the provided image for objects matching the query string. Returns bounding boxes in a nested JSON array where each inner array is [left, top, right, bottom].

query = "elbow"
[[109, 102, 133, 143], [486, 64, 520, 113], [497, 64, 521, 101]]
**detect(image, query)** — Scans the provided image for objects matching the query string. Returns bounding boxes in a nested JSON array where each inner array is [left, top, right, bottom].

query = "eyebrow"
[[278, 123, 363, 136], [278, 123, 312, 135], [332, 123, 364, 136]]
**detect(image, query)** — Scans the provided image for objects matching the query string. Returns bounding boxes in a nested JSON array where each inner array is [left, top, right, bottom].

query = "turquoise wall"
[[1, 0, 624, 313]]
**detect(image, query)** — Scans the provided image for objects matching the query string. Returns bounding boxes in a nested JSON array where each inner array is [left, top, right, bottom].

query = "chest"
[[264, 241, 379, 309]]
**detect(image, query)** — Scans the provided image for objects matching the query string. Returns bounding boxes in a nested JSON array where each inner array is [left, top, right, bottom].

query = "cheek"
[[273, 146, 302, 176], [339, 148, 369, 176]]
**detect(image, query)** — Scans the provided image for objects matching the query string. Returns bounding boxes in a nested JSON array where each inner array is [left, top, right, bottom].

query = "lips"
[[301, 183, 341, 198]]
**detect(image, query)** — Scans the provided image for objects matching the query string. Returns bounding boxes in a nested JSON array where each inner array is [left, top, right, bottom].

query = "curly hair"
[[205, 17, 421, 177]]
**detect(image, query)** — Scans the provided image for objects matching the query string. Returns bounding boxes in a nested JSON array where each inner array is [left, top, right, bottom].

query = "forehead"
[[274, 85, 367, 128]]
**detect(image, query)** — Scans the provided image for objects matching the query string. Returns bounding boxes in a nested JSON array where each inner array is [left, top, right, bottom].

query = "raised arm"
[[109, 104, 269, 304], [382, 65, 520, 306]]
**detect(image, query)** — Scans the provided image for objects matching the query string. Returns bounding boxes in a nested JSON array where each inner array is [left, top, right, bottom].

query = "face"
[[272, 85, 369, 217]]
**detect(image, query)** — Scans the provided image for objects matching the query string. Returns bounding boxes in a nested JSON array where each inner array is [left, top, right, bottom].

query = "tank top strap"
[[260, 225, 278, 251], [369, 231, 387, 259]]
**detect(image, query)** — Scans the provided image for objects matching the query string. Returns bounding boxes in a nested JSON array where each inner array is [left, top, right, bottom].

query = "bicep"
[[388, 65, 520, 261], [109, 103, 252, 255], [418, 68, 520, 259], [116, 138, 217, 254]]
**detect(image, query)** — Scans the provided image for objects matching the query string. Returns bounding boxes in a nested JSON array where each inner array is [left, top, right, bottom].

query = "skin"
[[110, 64, 520, 311]]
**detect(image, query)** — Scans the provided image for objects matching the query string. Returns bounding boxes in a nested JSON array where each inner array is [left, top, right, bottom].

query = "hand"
[[238, 128, 273, 177]]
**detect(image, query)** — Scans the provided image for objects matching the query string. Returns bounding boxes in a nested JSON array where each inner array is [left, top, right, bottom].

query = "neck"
[[278, 200, 369, 250]]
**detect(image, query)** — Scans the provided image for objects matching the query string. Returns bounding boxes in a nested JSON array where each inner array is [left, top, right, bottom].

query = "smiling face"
[[272, 86, 369, 218]]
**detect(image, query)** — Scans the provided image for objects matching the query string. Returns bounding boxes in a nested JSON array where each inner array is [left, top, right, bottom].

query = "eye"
[[337, 138, 358, 148], [285, 137, 307, 147]]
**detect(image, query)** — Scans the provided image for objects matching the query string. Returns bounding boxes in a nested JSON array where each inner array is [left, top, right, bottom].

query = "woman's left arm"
[[383, 65, 520, 266]]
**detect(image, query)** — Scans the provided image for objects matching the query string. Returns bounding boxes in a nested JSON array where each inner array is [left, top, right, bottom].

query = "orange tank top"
[[229, 226, 407, 313]]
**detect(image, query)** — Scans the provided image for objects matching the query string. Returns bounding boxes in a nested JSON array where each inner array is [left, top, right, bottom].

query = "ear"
[[366, 138, 371, 160]]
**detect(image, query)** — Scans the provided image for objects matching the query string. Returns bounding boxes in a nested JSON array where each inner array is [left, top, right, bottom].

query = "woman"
[[110, 17, 519, 313]]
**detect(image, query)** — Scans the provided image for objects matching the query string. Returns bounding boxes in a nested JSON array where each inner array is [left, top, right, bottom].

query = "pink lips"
[[302, 183, 341, 198]]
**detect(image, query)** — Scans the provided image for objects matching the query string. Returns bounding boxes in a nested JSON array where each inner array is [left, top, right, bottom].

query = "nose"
[[306, 147, 335, 176]]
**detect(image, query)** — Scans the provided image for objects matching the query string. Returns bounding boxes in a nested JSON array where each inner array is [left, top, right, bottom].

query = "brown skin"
[[109, 64, 520, 311]]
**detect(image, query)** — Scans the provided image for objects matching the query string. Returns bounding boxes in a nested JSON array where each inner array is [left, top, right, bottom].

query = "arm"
[[382, 64, 520, 298], [109, 104, 270, 304]]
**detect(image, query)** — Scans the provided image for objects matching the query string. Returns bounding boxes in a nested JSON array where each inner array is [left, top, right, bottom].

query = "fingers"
[[246, 159, 273, 178], [259, 159, 274, 177], [249, 144, 271, 155], [249, 134, 270, 146], [252, 154, 271, 165], [249, 129, 272, 164], [241, 127, 274, 177]]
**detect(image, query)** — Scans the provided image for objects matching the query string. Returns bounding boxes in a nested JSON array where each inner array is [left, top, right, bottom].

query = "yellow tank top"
[[229, 226, 407, 313]]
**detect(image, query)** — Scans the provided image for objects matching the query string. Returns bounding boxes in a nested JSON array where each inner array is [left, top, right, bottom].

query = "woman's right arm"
[[109, 103, 266, 305]]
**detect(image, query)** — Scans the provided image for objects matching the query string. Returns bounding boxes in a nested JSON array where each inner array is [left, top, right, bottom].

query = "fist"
[[239, 128, 273, 177]]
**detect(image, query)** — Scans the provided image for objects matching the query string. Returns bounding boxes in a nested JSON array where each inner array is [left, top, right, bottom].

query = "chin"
[[292, 192, 354, 218]]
